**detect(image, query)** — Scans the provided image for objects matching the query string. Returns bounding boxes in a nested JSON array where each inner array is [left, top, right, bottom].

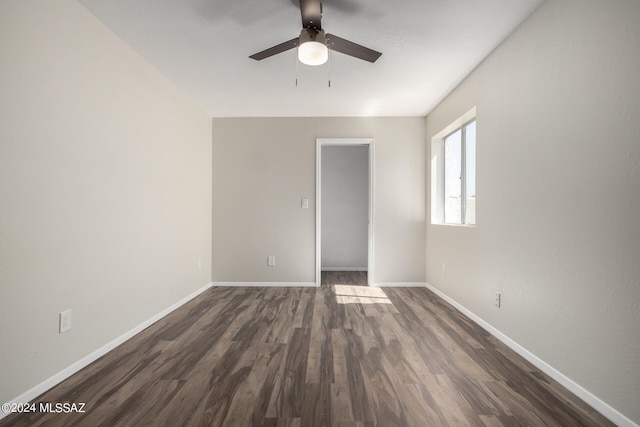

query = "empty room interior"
[[1, 0, 639, 426]]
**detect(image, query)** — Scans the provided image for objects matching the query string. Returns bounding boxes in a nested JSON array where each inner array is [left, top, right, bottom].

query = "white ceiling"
[[79, 0, 543, 117]]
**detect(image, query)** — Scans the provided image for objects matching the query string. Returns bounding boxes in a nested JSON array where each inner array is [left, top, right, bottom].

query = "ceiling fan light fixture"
[[298, 28, 328, 66]]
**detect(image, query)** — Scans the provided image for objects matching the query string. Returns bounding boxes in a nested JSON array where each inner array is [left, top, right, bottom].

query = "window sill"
[[431, 222, 476, 228]]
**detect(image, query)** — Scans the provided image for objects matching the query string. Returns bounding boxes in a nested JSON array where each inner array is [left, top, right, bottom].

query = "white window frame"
[[431, 107, 476, 226]]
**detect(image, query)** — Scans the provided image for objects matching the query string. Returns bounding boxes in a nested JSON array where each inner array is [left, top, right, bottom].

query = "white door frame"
[[316, 138, 375, 287]]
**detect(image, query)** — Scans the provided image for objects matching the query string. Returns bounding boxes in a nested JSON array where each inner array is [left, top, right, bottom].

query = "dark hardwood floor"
[[1, 273, 613, 426], [321, 271, 368, 287]]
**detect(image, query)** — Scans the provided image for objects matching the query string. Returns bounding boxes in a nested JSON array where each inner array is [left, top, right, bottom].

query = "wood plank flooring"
[[1, 273, 613, 426]]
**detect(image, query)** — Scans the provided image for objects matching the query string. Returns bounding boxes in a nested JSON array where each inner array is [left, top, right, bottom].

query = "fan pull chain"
[[295, 50, 299, 87], [328, 50, 332, 88]]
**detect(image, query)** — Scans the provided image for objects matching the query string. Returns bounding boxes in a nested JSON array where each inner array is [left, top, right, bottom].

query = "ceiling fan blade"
[[249, 38, 299, 61], [299, 0, 322, 30], [326, 33, 382, 63], [290, 0, 360, 15]]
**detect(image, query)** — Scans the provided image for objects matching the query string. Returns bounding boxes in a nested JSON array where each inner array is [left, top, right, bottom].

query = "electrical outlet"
[[59, 310, 72, 333], [442, 263, 447, 275], [268, 256, 276, 267], [494, 292, 501, 308]]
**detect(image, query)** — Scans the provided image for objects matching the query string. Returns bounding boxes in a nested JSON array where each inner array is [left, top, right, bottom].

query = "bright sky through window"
[[442, 119, 476, 225]]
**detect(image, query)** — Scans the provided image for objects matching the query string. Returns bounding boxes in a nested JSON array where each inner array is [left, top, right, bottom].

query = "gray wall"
[[0, 0, 212, 406], [321, 146, 369, 270], [212, 117, 426, 284], [425, 0, 640, 423]]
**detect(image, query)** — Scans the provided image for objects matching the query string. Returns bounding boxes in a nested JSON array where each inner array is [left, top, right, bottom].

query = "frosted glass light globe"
[[298, 40, 328, 66]]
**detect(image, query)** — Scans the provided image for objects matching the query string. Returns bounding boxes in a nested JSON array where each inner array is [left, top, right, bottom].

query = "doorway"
[[316, 138, 374, 287]]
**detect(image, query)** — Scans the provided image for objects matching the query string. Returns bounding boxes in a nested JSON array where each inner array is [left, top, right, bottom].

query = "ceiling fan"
[[249, 0, 382, 66]]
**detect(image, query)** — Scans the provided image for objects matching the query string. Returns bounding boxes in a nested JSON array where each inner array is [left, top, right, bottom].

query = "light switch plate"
[[59, 310, 72, 333]]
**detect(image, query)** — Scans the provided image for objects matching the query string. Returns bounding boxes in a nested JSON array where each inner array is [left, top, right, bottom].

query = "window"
[[431, 108, 476, 226]]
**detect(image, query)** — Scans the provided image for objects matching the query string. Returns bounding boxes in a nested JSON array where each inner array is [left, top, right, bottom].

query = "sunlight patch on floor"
[[333, 284, 392, 305]]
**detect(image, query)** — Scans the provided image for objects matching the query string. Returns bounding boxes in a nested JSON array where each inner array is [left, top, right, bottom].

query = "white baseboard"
[[213, 282, 317, 288], [374, 282, 428, 287], [321, 267, 368, 272], [0, 282, 214, 421], [425, 283, 638, 427]]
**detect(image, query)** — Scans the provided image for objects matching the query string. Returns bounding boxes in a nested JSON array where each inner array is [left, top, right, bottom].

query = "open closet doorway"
[[316, 138, 374, 287]]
